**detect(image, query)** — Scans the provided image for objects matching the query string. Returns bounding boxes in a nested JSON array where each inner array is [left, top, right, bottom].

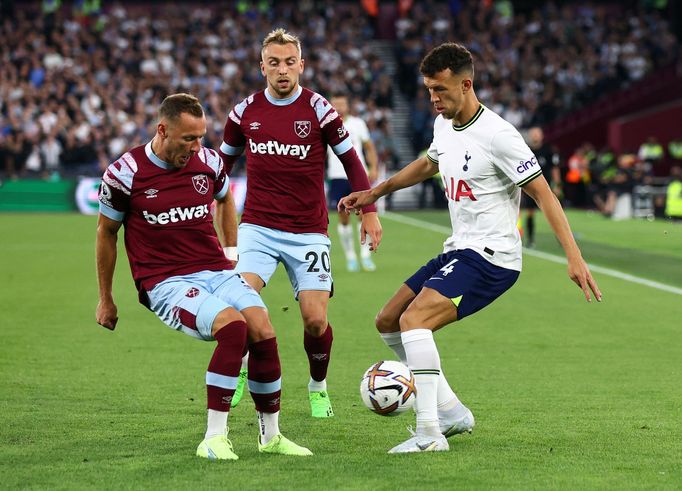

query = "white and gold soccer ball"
[[360, 360, 416, 416]]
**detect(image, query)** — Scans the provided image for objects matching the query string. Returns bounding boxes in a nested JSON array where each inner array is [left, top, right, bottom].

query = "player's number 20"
[[306, 251, 331, 273]]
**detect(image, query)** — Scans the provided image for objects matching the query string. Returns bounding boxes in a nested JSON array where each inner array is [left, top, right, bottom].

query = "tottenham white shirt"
[[327, 115, 370, 179], [426, 105, 542, 271]]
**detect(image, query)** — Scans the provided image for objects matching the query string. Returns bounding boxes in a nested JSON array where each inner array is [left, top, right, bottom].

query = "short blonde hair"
[[262, 28, 302, 58]]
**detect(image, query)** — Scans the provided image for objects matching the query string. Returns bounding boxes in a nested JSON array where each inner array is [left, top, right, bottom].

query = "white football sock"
[[258, 411, 280, 444], [337, 223, 357, 261], [380, 331, 407, 363], [383, 331, 464, 414], [205, 409, 228, 439], [308, 377, 327, 392], [240, 352, 249, 370], [401, 329, 441, 437], [358, 223, 372, 259]]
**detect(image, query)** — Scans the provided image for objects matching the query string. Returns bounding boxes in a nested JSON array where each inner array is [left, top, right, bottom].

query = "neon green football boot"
[[258, 434, 313, 456], [196, 431, 239, 460], [231, 368, 248, 408], [309, 390, 334, 418]]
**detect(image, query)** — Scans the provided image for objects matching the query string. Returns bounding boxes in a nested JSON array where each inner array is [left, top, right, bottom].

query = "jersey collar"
[[452, 104, 484, 132], [145, 141, 173, 169], [264, 85, 303, 106]]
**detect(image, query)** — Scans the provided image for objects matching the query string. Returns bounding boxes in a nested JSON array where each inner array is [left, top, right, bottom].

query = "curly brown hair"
[[419, 43, 474, 78]]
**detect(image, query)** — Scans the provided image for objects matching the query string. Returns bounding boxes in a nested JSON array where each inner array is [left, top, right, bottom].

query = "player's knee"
[[241, 306, 276, 342], [375, 308, 398, 333], [302, 314, 327, 336], [211, 308, 246, 336], [398, 307, 423, 332]]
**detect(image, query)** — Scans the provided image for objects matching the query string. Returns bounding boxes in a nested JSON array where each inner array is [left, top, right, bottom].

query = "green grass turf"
[[1, 211, 680, 489]]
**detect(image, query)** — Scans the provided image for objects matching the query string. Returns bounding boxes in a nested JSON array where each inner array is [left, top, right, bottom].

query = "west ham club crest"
[[294, 120, 311, 138], [192, 174, 209, 195]]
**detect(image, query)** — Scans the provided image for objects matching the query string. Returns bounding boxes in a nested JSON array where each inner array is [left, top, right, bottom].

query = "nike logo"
[[417, 441, 437, 451]]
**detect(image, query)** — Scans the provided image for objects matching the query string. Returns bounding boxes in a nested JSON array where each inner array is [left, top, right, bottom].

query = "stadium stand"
[[0, 0, 679, 214]]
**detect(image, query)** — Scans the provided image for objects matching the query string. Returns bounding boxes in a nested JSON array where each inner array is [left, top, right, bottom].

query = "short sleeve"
[[491, 126, 542, 187]]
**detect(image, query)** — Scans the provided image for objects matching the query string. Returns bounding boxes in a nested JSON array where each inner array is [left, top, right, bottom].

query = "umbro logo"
[[250, 121, 261, 130], [145, 188, 158, 198], [312, 354, 327, 361]]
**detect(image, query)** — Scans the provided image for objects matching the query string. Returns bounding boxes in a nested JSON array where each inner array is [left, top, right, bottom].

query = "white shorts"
[[147, 269, 265, 340], [236, 223, 333, 299]]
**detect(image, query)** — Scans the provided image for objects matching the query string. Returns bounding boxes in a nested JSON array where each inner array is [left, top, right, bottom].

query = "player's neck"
[[266, 83, 301, 101], [452, 96, 480, 127], [150, 136, 167, 162]]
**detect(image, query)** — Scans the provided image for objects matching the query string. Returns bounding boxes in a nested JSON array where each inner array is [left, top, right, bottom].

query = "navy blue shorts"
[[404, 249, 519, 320], [328, 179, 352, 209]]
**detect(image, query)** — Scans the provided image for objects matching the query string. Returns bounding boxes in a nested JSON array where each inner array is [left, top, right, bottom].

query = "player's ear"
[[299, 57, 305, 73], [157, 122, 167, 139], [260, 61, 266, 77], [462, 78, 472, 93]]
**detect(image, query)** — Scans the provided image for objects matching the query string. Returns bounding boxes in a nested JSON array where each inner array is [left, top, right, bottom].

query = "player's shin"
[[304, 324, 333, 386], [247, 338, 282, 443], [205, 320, 248, 438], [401, 329, 441, 437], [383, 330, 466, 419]]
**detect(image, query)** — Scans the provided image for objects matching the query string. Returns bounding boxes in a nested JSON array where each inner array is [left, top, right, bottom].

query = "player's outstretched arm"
[[523, 176, 602, 303], [338, 155, 438, 213], [96, 214, 122, 330]]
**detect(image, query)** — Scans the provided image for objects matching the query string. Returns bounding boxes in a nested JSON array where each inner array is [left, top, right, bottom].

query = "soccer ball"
[[360, 360, 416, 416]]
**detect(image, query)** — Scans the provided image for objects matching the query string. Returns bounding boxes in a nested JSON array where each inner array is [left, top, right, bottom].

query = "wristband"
[[223, 246, 238, 261]]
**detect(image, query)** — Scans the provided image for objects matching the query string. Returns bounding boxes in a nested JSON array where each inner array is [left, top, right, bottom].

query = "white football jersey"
[[327, 115, 370, 179], [427, 105, 542, 271]]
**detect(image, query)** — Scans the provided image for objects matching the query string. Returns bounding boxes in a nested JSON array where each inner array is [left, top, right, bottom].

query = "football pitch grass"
[[1, 210, 680, 490]]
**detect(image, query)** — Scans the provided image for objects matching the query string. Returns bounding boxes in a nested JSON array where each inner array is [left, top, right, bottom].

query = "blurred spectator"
[[600, 153, 638, 218], [665, 165, 682, 220], [520, 126, 561, 247], [40, 129, 63, 178], [589, 146, 617, 212], [564, 143, 592, 207], [668, 138, 682, 166], [637, 136, 664, 175]]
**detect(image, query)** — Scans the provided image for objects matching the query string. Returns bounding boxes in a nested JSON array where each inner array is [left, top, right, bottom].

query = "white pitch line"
[[383, 211, 682, 296]]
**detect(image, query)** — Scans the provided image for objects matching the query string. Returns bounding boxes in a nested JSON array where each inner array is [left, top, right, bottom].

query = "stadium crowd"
[[0, 1, 394, 179], [400, 1, 678, 154], [0, 0, 679, 215]]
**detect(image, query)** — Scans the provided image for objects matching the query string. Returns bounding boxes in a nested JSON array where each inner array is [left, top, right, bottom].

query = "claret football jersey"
[[221, 86, 353, 234], [98, 142, 231, 292]]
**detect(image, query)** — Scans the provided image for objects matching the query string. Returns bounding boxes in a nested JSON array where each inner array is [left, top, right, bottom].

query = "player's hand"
[[567, 257, 602, 303], [338, 190, 377, 215], [96, 299, 119, 330], [360, 212, 382, 252]]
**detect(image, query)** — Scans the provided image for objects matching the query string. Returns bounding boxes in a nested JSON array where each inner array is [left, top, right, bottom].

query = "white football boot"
[[440, 407, 475, 438], [388, 428, 449, 454]]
